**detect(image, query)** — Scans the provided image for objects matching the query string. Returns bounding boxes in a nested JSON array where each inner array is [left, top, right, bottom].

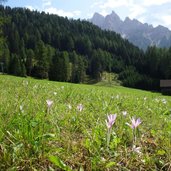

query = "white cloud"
[[90, 1, 103, 9], [44, 7, 81, 18], [129, 4, 146, 19], [142, 0, 171, 6], [99, 0, 131, 9], [99, 9, 109, 16], [41, 0, 81, 18], [25, 5, 35, 11], [73, 10, 81, 16], [137, 16, 146, 23], [42, 0, 52, 8], [159, 15, 171, 29]]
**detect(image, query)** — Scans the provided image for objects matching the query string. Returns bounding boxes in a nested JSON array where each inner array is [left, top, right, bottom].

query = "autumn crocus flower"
[[46, 100, 53, 115], [122, 111, 127, 116], [106, 114, 117, 148], [77, 104, 83, 112], [106, 114, 117, 129], [162, 98, 167, 104], [132, 145, 141, 155], [19, 105, 24, 114], [68, 104, 72, 110], [46, 100, 53, 108], [127, 116, 142, 148], [127, 117, 141, 129]]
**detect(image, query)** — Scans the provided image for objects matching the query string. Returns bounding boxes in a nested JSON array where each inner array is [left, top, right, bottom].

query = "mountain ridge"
[[90, 11, 171, 50]]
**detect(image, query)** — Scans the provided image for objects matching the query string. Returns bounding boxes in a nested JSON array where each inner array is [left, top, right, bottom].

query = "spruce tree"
[[9, 54, 22, 76], [1, 43, 10, 73], [26, 49, 34, 76], [49, 51, 70, 82]]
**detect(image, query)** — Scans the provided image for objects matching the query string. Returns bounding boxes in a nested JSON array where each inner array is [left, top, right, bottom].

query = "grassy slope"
[[0, 75, 171, 170]]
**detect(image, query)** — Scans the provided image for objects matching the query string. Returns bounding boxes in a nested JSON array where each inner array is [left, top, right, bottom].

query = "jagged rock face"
[[90, 11, 171, 50], [102, 11, 122, 32], [91, 12, 105, 27]]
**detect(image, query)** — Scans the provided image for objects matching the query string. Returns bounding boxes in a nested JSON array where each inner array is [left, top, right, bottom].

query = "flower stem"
[[107, 128, 111, 148], [132, 128, 137, 148]]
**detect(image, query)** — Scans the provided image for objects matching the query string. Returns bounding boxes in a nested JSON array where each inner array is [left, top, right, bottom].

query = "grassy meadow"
[[0, 75, 171, 170]]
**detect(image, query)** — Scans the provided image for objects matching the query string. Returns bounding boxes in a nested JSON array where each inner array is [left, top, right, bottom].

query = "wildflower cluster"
[[106, 113, 142, 151]]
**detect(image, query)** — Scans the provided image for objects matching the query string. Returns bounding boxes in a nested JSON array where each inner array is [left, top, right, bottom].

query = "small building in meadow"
[[160, 80, 171, 95]]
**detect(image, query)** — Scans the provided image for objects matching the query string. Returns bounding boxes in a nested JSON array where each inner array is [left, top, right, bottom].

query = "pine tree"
[[1, 43, 10, 73], [26, 49, 34, 76], [33, 40, 48, 78], [0, 18, 4, 57], [62, 51, 70, 81], [70, 51, 85, 83], [49, 51, 70, 82], [9, 54, 22, 76], [90, 50, 102, 81], [10, 26, 20, 54], [20, 39, 26, 63]]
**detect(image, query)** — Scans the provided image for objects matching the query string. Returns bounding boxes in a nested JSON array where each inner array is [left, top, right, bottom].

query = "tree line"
[[0, 6, 171, 91]]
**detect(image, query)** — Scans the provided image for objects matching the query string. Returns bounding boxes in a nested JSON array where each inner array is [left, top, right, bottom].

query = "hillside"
[[90, 11, 171, 50], [0, 6, 143, 80], [0, 75, 171, 170], [0, 6, 171, 91]]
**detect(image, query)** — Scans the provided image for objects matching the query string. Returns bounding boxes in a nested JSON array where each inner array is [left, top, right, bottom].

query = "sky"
[[4, 0, 171, 30]]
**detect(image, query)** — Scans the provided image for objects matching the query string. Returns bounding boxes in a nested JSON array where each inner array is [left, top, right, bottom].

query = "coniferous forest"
[[0, 6, 171, 91]]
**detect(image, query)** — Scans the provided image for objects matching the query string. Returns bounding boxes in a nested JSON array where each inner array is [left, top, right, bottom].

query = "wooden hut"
[[160, 80, 171, 95]]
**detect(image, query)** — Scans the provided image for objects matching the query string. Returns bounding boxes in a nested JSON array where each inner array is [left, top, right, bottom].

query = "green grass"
[[0, 75, 171, 170]]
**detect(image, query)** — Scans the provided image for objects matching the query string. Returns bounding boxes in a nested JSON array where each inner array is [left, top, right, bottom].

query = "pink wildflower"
[[127, 117, 141, 129], [46, 99, 53, 108], [106, 114, 117, 129], [132, 145, 141, 154], [68, 104, 72, 110], [122, 111, 127, 116], [77, 104, 83, 112]]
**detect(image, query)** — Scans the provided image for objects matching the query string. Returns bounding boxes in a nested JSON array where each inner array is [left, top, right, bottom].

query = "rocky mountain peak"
[[103, 11, 122, 32], [106, 11, 122, 22], [124, 17, 131, 22], [92, 12, 104, 19], [90, 11, 171, 50], [91, 12, 105, 27]]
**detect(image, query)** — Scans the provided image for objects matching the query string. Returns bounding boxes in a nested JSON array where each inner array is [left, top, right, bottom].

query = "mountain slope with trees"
[[0, 6, 171, 91]]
